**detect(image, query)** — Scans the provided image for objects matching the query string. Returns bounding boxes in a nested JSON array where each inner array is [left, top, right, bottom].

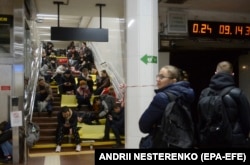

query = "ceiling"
[[33, 0, 124, 44], [33, 0, 250, 48], [159, 0, 250, 14]]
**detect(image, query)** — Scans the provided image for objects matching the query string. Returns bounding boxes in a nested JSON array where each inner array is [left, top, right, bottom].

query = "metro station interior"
[[1, 0, 250, 164]]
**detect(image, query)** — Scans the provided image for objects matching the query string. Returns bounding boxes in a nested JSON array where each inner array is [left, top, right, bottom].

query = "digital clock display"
[[188, 20, 250, 39]]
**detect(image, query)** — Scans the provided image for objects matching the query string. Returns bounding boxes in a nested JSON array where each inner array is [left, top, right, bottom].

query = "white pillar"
[[125, 0, 158, 148]]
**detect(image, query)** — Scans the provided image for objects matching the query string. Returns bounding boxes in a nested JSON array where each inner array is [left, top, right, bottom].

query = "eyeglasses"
[[156, 74, 173, 80]]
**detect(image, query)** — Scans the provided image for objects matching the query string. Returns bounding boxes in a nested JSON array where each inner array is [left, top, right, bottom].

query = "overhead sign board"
[[51, 27, 109, 42]]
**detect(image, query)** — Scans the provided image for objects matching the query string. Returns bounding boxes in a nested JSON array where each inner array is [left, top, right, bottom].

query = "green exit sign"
[[141, 54, 157, 64]]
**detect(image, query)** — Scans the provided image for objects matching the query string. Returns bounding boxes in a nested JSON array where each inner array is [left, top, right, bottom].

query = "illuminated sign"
[[188, 20, 250, 39], [0, 15, 13, 26]]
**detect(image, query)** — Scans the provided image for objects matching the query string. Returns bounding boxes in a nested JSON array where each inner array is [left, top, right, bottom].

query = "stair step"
[[40, 129, 57, 136], [51, 105, 61, 109], [38, 123, 58, 129], [53, 97, 61, 101], [33, 141, 121, 148], [36, 135, 81, 144], [30, 140, 124, 153], [28, 81, 100, 154], [32, 112, 57, 117], [29, 144, 109, 155], [38, 135, 56, 141], [36, 139, 56, 144], [52, 101, 61, 105], [33, 116, 57, 122]]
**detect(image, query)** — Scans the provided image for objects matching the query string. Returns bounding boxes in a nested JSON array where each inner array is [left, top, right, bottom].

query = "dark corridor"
[[170, 50, 241, 123]]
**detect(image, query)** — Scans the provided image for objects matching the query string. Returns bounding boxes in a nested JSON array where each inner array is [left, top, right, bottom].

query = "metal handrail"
[[24, 45, 43, 122], [88, 43, 125, 101]]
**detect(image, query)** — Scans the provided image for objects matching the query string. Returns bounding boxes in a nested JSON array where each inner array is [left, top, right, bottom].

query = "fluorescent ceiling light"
[[37, 27, 51, 29], [37, 14, 58, 20], [39, 34, 50, 36], [37, 14, 57, 17]]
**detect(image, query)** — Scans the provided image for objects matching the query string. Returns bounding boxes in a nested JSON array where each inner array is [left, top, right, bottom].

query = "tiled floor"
[[0, 140, 124, 164], [15, 144, 124, 165], [23, 150, 95, 165]]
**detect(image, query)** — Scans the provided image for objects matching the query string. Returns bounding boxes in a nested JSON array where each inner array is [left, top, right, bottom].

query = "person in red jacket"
[[101, 86, 117, 100]]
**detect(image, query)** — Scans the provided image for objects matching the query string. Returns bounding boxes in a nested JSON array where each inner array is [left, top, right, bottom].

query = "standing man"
[[197, 61, 250, 148], [55, 106, 81, 152]]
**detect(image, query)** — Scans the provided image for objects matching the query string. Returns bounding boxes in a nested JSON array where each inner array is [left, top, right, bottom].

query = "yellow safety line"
[[29, 150, 94, 157], [31, 140, 125, 149]]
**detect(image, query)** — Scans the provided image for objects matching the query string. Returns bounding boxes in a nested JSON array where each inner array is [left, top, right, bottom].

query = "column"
[[125, 0, 158, 148]]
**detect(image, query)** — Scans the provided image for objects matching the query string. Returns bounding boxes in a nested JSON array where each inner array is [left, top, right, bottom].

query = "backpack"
[[26, 122, 40, 148], [197, 86, 235, 147], [153, 92, 195, 148]]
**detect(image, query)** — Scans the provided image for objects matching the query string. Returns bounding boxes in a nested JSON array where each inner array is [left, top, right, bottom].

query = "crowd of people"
[[35, 41, 250, 151], [36, 41, 116, 114], [3, 44, 250, 158], [36, 41, 125, 152]]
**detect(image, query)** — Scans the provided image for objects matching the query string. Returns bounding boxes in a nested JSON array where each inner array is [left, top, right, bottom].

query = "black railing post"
[[96, 3, 106, 29], [53, 1, 64, 27]]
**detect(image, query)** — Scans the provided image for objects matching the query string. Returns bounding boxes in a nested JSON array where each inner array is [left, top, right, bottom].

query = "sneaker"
[[55, 145, 61, 152], [112, 143, 123, 148], [4, 155, 12, 161], [102, 137, 109, 141], [75, 144, 81, 152]]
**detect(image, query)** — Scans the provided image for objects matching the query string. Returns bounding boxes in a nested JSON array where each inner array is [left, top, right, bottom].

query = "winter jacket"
[[139, 81, 195, 134], [199, 73, 250, 147]]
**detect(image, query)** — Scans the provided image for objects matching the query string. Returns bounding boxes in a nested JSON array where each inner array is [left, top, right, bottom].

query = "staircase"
[[29, 80, 124, 155], [29, 85, 63, 153], [29, 85, 94, 154]]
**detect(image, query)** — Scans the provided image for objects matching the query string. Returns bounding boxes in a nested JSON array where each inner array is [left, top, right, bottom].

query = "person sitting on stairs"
[[55, 106, 81, 152], [76, 80, 92, 111], [35, 77, 53, 116]]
